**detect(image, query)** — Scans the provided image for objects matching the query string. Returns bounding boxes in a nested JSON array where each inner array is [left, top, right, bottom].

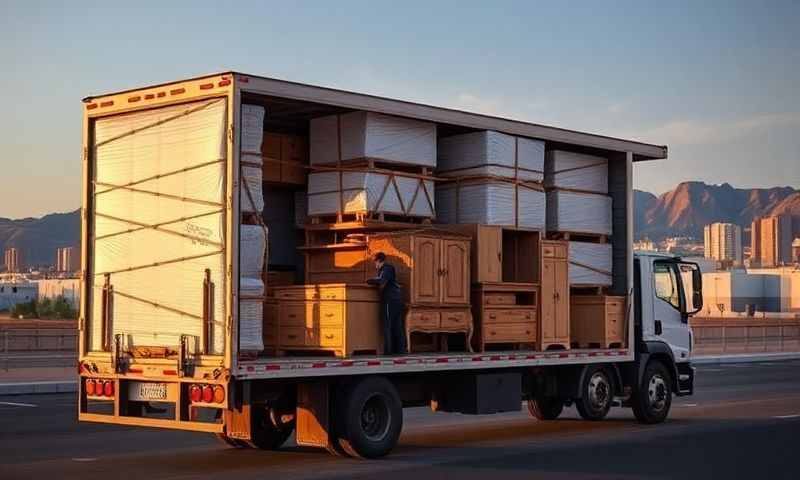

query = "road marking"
[[773, 414, 800, 419], [72, 458, 98, 462], [0, 401, 37, 408]]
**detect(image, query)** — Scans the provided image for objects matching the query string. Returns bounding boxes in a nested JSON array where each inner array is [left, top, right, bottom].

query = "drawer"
[[607, 313, 623, 339], [279, 303, 313, 326], [542, 243, 567, 259], [483, 309, 535, 324], [441, 311, 469, 329], [318, 302, 344, 326], [484, 293, 516, 306], [280, 326, 306, 346], [484, 323, 536, 343], [318, 287, 345, 301], [317, 327, 343, 347], [606, 300, 624, 314], [275, 287, 319, 301], [408, 311, 440, 329]]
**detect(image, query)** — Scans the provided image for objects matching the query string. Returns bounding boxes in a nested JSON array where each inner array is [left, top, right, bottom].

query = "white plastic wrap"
[[307, 171, 435, 218], [240, 225, 267, 278], [569, 242, 613, 286], [241, 165, 264, 213], [438, 131, 544, 182], [91, 98, 227, 354], [545, 150, 608, 194], [239, 277, 264, 352], [310, 111, 437, 167], [241, 104, 265, 154], [546, 190, 612, 235], [436, 181, 545, 229]]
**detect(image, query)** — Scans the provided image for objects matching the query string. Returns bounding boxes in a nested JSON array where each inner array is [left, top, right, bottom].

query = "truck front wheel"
[[631, 361, 672, 424], [575, 366, 613, 421], [337, 376, 403, 459]]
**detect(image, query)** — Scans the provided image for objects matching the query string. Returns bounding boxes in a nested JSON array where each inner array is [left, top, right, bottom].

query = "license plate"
[[129, 382, 168, 401]]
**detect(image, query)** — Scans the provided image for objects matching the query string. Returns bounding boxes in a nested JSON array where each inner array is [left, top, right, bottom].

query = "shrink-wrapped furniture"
[[310, 111, 437, 167], [307, 171, 434, 219], [546, 190, 612, 236], [241, 104, 265, 154], [240, 225, 267, 279], [545, 150, 608, 194], [241, 165, 263, 213], [569, 242, 613, 286], [438, 131, 544, 182], [239, 277, 265, 351], [436, 180, 545, 230]]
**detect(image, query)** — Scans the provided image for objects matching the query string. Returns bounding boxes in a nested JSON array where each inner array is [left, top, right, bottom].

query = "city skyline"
[[1, 1, 799, 218]]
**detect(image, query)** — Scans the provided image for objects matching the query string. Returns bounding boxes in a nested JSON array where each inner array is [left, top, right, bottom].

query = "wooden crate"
[[570, 295, 626, 349]]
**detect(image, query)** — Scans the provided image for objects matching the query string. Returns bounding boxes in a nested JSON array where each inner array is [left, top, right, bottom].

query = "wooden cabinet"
[[272, 284, 382, 357], [262, 133, 307, 185], [302, 243, 369, 284], [570, 295, 626, 348], [472, 282, 538, 351], [367, 230, 471, 307], [449, 225, 539, 283], [540, 240, 570, 350], [405, 307, 473, 353]]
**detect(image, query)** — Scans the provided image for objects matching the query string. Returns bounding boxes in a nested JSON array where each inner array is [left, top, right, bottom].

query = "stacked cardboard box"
[[435, 131, 545, 230]]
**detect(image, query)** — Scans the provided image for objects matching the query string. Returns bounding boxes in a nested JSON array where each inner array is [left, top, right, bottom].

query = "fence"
[[1, 328, 77, 371], [690, 316, 800, 355]]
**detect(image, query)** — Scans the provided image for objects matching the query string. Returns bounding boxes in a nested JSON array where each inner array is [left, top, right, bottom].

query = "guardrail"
[[1, 328, 77, 371], [691, 316, 800, 355]]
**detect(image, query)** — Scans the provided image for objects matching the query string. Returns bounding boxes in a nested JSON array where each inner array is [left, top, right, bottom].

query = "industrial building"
[[55, 246, 79, 273], [704, 222, 742, 266], [0, 282, 37, 312], [702, 267, 800, 315], [3, 247, 23, 273]]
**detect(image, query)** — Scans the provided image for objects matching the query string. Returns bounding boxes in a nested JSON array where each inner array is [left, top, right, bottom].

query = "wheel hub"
[[360, 394, 391, 442], [587, 372, 610, 411], [648, 374, 667, 411]]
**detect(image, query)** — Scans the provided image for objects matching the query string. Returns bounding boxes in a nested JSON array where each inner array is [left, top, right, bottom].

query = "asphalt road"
[[2, 360, 800, 480]]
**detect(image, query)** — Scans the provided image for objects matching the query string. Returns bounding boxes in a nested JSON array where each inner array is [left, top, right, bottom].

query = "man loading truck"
[[367, 252, 407, 355]]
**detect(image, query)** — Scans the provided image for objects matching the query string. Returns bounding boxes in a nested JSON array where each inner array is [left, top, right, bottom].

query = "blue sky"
[[1, 0, 798, 218]]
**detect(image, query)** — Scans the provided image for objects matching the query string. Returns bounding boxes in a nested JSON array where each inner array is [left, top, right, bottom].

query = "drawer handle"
[[325, 313, 334, 317], [525, 330, 531, 335], [287, 334, 297, 339], [490, 331, 496, 336], [489, 314, 496, 319], [324, 334, 335, 340]]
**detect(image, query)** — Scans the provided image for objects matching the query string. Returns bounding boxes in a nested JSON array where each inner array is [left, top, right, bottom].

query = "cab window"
[[653, 262, 681, 310]]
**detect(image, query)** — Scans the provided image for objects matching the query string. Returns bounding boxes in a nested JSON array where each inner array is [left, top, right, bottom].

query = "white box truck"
[[78, 72, 702, 458]]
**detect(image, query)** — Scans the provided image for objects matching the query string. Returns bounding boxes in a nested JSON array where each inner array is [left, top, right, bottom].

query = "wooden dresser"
[[472, 282, 538, 351], [540, 240, 570, 350], [367, 229, 473, 352], [272, 284, 382, 357], [570, 295, 626, 348]]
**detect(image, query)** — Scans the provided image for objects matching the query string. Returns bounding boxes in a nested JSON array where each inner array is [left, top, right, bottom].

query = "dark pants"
[[382, 301, 406, 355]]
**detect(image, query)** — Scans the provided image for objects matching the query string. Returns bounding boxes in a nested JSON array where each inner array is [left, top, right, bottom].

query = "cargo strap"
[[94, 211, 223, 248], [94, 158, 224, 196], [93, 181, 224, 208]]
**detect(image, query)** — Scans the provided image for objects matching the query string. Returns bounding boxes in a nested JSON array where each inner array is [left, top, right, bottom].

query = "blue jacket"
[[367, 263, 402, 304]]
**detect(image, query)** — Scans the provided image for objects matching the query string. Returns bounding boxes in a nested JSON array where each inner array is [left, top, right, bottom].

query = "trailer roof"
[[84, 71, 667, 161]]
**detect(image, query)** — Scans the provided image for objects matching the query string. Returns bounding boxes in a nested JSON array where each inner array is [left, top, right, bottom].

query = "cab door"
[[651, 260, 692, 362]]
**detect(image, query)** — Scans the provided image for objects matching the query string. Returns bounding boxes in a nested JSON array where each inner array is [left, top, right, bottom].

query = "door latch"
[[654, 320, 663, 336]]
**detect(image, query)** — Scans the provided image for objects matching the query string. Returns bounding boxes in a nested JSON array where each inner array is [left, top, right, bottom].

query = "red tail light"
[[104, 381, 114, 397], [202, 385, 214, 403], [189, 384, 202, 403], [213, 385, 225, 404], [86, 379, 95, 396]]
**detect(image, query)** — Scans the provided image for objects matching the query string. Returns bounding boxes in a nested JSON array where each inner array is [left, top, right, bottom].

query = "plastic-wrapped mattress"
[[569, 241, 613, 286], [436, 180, 545, 229], [241, 104, 265, 154], [241, 165, 263, 213], [307, 171, 435, 218], [545, 150, 608, 194], [310, 111, 436, 167], [438, 131, 544, 182], [239, 277, 264, 352], [546, 190, 612, 235], [240, 224, 266, 279]]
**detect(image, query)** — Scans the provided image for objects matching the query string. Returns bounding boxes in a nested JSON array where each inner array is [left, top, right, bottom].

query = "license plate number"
[[131, 382, 167, 401]]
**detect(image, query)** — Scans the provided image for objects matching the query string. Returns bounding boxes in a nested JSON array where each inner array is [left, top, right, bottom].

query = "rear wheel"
[[527, 395, 564, 420], [632, 361, 672, 424], [243, 405, 295, 450], [336, 376, 403, 459], [575, 366, 613, 421]]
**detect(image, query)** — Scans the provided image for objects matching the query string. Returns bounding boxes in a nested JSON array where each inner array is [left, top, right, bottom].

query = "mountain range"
[[1, 181, 799, 268]]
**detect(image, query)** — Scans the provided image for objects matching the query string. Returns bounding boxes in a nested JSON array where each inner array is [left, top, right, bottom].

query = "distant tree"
[[10, 300, 37, 319]]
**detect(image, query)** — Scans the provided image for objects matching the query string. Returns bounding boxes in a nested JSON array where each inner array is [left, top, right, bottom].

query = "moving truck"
[[78, 72, 702, 458]]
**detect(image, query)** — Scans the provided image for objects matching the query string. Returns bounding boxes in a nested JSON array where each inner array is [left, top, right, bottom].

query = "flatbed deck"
[[235, 347, 632, 379]]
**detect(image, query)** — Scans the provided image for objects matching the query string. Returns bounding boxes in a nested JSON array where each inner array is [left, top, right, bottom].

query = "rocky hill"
[[0, 210, 80, 268]]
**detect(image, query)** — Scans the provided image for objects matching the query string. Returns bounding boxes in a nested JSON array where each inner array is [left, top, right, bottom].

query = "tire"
[[241, 405, 294, 450], [575, 366, 613, 421], [215, 433, 248, 448], [336, 376, 403, 459], [527, 396, 564, 420], [632, 361, 673, 424]]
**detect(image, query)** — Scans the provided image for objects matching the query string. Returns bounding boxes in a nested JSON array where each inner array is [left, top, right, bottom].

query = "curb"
[[693, 352, 800, 365], [0, 380, 77, 396]]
